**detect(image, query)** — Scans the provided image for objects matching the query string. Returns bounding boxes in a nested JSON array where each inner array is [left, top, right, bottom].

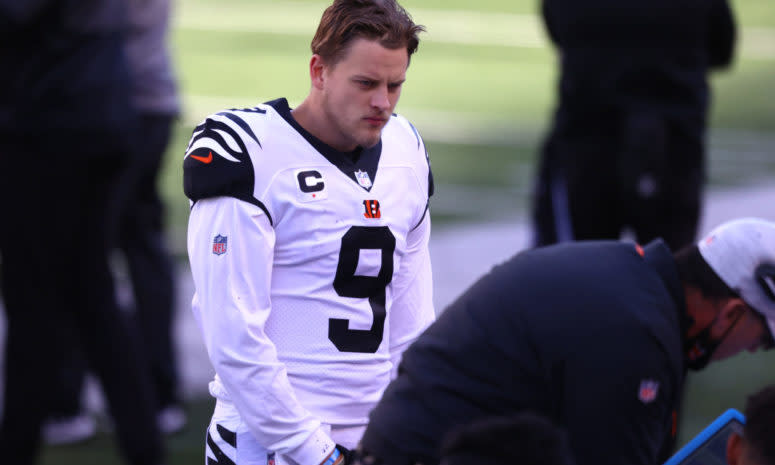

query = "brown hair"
[[311, 0, 425, 66], [673, 244, 737, 301]]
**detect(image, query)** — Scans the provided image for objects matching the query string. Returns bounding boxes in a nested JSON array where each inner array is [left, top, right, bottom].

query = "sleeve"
[[187, 197, 335, 465], [560, 329, 677, 465], [183, 112, 271, 221], [387, 213, 435, 379], [707, 0, 736, 69]]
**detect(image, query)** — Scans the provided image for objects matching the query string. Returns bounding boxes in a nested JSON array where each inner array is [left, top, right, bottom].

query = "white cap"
[[698, 218, 775, 339]]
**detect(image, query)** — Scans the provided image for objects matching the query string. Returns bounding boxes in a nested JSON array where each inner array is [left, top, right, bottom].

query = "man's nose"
[[371, 86, 390, 110]]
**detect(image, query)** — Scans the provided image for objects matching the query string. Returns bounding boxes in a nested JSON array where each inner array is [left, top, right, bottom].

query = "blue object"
[[664, 408, 746, 465]]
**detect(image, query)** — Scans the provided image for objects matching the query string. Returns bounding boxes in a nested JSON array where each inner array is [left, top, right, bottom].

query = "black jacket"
[[543, 0, 735, 125], [0, 0, 133, 135], [361, 240, 689, 465]]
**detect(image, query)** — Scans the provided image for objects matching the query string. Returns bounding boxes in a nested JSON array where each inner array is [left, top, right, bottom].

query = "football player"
[[183, 1, 434, 465]]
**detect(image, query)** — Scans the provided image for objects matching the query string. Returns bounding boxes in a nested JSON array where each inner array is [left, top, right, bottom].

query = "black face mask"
[[684, 322, 719, 371], [684, 311, 745, 371]]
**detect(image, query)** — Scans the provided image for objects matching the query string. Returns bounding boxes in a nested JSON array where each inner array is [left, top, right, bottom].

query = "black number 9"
[[329, 226, 396, 353]]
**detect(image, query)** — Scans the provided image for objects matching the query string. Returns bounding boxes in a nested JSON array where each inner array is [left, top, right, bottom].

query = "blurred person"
[[0, 1, 165, 464], [532, 0, 736, 251], [726, 386, 775, 465], [121, 0, 184, 434], [358, 218, 775, 465], [40, 0, 185, 443], [437, 413, 575, 465], [183, 1, 434, 464]]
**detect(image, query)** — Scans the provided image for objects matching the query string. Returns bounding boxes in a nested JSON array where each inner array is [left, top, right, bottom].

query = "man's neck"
[[291, 98, 355, 152]]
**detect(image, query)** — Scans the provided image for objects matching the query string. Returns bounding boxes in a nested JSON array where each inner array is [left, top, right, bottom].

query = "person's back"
[[361, 218, 775, 465], [360, 239, 687, 465], [439, 413, 575, 465]]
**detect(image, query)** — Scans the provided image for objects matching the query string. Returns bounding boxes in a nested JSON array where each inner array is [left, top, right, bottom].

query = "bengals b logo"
[[363, 200, 381, 219]]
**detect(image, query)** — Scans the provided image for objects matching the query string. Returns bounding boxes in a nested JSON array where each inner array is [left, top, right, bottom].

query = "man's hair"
[[674, 244, 737, 301], [311, 0, 424, 66], [743, 385, 775, 465], [440, 413, 574, 465]]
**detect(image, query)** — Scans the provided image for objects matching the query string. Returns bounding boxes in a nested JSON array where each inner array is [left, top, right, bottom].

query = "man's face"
[[711, 306, 772, 362], [318, 38, 408, 151]]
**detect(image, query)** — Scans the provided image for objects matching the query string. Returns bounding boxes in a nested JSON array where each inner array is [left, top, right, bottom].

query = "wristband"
[[324, 447, 341, 465]]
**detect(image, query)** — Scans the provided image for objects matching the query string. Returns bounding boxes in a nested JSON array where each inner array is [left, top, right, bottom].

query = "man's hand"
[[319, 445, 348, 465]]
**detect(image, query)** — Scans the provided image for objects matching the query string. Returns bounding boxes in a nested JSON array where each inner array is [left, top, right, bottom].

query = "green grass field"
[[41, 0, 775, 463]]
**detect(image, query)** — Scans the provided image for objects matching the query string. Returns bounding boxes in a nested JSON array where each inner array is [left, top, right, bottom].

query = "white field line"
[[174, 2, 775, 59]]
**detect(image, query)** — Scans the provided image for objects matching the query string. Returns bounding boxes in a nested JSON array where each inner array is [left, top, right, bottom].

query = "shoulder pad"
[[183, 112, 264, 210]]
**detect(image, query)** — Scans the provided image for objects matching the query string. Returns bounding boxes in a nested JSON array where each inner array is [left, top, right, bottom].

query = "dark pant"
[[47, 113, 180, 419], [532, 110, 704, 251], [117, 113, 179, 409], [0, 130, 164, 465]]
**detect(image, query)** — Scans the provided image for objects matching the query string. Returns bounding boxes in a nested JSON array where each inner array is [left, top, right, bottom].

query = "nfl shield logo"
[[354, 170, 372, 189], [638, 379, 659, 404], [212, 235, 228, 255]]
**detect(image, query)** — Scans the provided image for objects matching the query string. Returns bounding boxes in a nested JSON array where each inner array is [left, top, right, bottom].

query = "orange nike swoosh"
[[190, 151, 213, 164]]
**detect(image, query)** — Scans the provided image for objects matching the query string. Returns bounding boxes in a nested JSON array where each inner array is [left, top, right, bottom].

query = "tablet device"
[[663, 408, 745, 465]]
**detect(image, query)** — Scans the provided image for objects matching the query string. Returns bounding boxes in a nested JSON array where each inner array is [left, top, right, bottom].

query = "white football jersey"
[[184, 98, 435, 463]]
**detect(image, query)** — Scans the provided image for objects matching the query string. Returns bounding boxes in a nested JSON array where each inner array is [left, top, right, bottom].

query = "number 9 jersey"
[[183, 98, 435, 457]]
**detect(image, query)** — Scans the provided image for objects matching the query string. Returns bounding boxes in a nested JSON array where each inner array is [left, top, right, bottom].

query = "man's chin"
[[357, 133, 382, 149]]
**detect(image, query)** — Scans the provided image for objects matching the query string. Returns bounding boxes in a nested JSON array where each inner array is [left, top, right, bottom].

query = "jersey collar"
[[266, 98, 381, 192]]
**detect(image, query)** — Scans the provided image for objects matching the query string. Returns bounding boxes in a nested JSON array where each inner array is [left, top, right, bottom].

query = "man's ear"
[[718, 298, 749, 329], [310, 54, 326, 90], [726, 431, 743, 465]]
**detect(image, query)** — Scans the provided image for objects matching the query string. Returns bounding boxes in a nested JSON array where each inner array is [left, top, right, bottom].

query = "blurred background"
[[3, 0, 774, 462]]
